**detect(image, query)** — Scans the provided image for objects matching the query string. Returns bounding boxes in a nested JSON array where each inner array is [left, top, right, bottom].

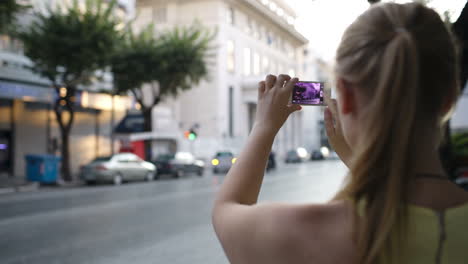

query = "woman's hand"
[[253, 74, 302, 136], [324, 97, 352, 167]]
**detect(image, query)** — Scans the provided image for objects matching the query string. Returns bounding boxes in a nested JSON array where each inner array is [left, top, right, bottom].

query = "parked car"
[[266, 152, 277, 172], [80, 153, 157, 185], [153, 152, 204, 178], [310, 150, 324, 161], [455, 167, 468, 191], [212, 151, 235, 174], [285, 150, 302, 163]]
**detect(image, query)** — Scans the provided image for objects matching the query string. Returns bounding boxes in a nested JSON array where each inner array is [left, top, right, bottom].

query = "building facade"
[[0, 0, 134, 179], [136, 0, 321, 160]]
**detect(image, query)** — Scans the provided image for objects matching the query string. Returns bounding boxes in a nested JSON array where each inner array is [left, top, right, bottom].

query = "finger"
[[265, 75, 277, 90], [283, 77, 299, 94], [327, 98, 339, 120], [276, 74, 291, 88], [324, 107, 335, 137], [258, 81, 266, 99], [287, 104, 302, 114], [324, 88, 332, 107], [330, 99, 343, 131]]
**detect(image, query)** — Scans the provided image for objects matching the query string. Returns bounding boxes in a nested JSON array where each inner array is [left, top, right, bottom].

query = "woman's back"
[[286, 180, 468, 264]]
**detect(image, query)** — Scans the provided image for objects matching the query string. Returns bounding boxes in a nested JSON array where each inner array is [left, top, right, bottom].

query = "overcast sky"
[[290, 0, 466, 61]]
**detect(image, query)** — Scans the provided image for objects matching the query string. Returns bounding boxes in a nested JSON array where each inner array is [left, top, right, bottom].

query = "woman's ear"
[[336, 77, 356, 115]]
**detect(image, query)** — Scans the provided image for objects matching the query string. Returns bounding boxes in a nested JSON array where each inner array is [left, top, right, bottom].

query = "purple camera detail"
[[292, 82, 324, 105]]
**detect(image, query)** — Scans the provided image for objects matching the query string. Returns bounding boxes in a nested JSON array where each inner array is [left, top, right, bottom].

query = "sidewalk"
[[0, 173, 82, 195], [0, 173, 39, 195]]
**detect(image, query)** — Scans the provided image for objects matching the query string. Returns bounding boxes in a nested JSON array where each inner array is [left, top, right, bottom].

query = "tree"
[[111, 23, 215, 160], [16, 0, 123, 181], [0, 0, 29, 33]]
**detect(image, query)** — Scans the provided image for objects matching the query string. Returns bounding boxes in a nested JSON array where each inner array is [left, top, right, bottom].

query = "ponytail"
[[333, 3, 458, 263]]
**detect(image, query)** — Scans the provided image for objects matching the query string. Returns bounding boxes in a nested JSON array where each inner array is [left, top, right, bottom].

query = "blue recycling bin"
[[25, 154, 61, 183]]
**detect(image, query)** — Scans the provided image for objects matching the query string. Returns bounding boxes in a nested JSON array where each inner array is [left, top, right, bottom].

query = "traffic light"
[[184, 129, 197, 140], [184, 130, 190, 139], [188, 129, 197, 141]]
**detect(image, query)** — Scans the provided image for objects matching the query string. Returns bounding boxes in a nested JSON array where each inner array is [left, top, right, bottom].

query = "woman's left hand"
[[253, 74, 302, 136]]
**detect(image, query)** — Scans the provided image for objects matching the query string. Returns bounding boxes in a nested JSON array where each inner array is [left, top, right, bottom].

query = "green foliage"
[[111, 24, 161, 95], [452, 132, 468, 157], [0, 0, 29, 33], [111, 23, 216, 105], [156, 24, 216, 98], [15, 0, 123, 86]]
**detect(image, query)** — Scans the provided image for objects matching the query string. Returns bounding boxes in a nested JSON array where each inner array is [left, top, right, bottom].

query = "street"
[[0, 160, 348, 264]]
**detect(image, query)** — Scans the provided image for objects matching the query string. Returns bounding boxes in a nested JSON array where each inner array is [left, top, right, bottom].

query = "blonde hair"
[[334, 3, 459, 263]]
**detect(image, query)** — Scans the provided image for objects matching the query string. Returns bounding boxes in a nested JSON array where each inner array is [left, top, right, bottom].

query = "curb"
[[0, 182, 40, 195]]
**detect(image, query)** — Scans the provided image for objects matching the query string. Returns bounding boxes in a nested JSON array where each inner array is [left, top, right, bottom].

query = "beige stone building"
[[135, 0, 314, 160]]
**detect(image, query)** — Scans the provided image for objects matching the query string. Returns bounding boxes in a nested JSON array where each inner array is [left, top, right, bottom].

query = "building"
[[135, 0, 322, 160], [0, 0, 134, 179]]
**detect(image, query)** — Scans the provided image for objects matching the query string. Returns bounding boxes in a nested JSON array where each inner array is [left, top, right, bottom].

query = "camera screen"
[[292, 81, 325, 105]]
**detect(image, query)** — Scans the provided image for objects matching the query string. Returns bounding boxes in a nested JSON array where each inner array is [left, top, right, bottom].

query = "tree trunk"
[[54, 85, 75, 182], [142, 108, 153, 161], [60, 125, 71, 181]]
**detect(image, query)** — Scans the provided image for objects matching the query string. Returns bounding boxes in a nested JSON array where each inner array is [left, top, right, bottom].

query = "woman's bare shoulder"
[[263, 200, 355, 263]]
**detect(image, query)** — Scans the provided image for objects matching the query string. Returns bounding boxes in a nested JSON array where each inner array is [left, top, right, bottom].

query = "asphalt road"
[[0, 160, 348, 264]]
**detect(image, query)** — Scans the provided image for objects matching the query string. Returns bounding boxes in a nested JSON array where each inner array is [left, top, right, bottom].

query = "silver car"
[[80, 153, 157, 185]]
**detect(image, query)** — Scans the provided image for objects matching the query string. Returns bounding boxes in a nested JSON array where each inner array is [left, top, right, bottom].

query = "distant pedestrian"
[[212, 2, 468, 264]]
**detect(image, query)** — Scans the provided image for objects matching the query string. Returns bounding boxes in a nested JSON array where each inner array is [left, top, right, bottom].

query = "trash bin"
[[25, 154, 61, 183]]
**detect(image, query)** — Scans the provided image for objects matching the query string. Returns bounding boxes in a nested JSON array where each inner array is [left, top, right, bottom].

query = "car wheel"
[[145, 171, 155, 181], [174, 170, 183, 178], [197, 169, 204, 177], [113, 174, 123, 186], [85, 180, 96, 185]]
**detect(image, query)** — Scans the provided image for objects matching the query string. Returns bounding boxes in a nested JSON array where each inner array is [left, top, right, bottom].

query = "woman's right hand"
[[324, 97, 352, 168]]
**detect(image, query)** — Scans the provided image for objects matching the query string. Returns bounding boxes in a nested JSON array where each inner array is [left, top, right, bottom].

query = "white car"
[[80, 153, 157, 185]]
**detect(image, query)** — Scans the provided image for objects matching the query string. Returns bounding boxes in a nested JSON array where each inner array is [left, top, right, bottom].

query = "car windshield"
[[216, 152, 233, 158], [91, 156, 112, 163], [156, 154, 175, 161]]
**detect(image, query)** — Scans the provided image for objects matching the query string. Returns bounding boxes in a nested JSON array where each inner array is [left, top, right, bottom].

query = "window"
[[245, 17, 252, 34], [0, 35, 11, 52], [267, 31, 274, 46], [154, 6, 167, 23], [227, 7, 235, 25], [139, 7, 153, 26], [253, 22, 260, 39], [253, 52, 260, 75], [263, 57, 269, 74], [228, 87, 234, 137], [243, 48, 251, 76], [227, 40, 235, 73]]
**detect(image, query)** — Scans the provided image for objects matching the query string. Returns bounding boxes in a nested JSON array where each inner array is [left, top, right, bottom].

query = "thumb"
[[287, 104, 302, 114]]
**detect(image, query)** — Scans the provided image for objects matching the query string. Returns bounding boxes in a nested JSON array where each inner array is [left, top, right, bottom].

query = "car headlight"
[[211, 159, 219, 166], [231, 158, 237, 164], [320, 146, 330, 158]]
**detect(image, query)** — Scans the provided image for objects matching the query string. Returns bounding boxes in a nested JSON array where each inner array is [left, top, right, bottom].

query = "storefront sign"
[[0, 81, 53, 103]]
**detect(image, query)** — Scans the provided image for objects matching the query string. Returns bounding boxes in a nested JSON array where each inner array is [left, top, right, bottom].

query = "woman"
[[212, 2, 468, 264]]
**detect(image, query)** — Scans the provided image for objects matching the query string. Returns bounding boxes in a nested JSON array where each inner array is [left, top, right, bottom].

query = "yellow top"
[[358, 201, 468, 264]]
